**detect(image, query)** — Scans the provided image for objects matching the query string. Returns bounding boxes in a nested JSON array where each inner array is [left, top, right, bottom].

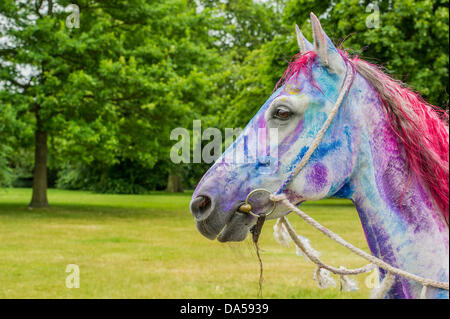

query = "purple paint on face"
[[284, 188, 303, 204], [257, 113, 267, 130], [306, 163, 328, 192], [256, 115, 270, 157], [279, 120, 304, 156]]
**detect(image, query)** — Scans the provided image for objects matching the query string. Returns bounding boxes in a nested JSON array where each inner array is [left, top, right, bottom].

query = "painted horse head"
[[190, 13, 449, 298]]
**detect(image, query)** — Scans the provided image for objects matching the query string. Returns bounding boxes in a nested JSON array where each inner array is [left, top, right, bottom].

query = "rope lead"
[[271, 194, 449, 298]]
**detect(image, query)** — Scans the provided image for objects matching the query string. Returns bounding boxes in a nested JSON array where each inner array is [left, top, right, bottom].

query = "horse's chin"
[[195, 210, 253, 242], [216, 212, 250, 242]]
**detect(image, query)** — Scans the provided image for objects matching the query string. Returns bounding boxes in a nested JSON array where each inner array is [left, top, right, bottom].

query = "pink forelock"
[[275, 51, 318, 91]]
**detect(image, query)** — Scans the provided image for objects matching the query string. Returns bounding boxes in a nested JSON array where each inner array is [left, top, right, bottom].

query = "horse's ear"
[[295, 24, 313, 53], [310, 12, 346, 74]]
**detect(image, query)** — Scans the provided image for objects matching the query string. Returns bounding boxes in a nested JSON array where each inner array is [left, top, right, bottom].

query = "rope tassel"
[[273, 218, 291, 247], [314, 267, 337, 289], [340, 274, 359, 292]]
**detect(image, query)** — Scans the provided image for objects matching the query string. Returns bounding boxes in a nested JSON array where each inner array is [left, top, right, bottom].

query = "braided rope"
[[280, 216, 375, 275], [272, 193, 449, 291]]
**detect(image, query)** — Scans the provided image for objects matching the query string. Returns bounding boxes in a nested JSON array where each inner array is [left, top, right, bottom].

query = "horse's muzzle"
[[190, 194, 250, 241]]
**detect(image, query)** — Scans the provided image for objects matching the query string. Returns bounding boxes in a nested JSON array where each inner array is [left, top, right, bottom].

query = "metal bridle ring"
[[244, 188, 277, 218]]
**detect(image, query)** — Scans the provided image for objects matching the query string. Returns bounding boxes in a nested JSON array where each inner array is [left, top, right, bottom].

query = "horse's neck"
[[348, 83, 449, 299]]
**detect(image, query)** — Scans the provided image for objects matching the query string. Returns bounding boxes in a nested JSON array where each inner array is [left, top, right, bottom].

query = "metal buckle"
[[242, 188, 276, 218]]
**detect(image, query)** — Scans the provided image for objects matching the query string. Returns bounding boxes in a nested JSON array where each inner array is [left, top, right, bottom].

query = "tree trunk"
[[29, 129, 48, 208], [166, 172, 183, 193]]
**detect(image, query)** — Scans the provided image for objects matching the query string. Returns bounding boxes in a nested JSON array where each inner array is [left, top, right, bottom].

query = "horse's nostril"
[[190, 195, 214, 221], [199, 196, 210, 209]]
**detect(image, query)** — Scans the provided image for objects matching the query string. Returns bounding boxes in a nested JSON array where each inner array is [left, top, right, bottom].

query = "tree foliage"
[[0, 0, 448, 200], [1, 0, 227, 198]]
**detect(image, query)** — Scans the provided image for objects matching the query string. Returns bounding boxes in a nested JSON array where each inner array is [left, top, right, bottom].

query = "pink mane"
[[348, 55, 449, 225], [276, 50, 449, 224]]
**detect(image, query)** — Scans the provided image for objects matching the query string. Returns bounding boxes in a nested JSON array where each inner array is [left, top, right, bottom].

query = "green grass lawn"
[[0, 188, 375, 299]]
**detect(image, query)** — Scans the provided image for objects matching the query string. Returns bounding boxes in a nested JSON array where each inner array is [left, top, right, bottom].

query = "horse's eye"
[[274, 107, 292, 120]]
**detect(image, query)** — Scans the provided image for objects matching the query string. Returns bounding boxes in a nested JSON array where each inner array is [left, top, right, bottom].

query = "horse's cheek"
[[302, 162, 331, 199]]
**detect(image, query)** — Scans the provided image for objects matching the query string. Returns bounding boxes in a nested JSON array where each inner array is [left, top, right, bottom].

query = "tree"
[[0, 0, 226, 204], [200, 0, 285, 61]]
